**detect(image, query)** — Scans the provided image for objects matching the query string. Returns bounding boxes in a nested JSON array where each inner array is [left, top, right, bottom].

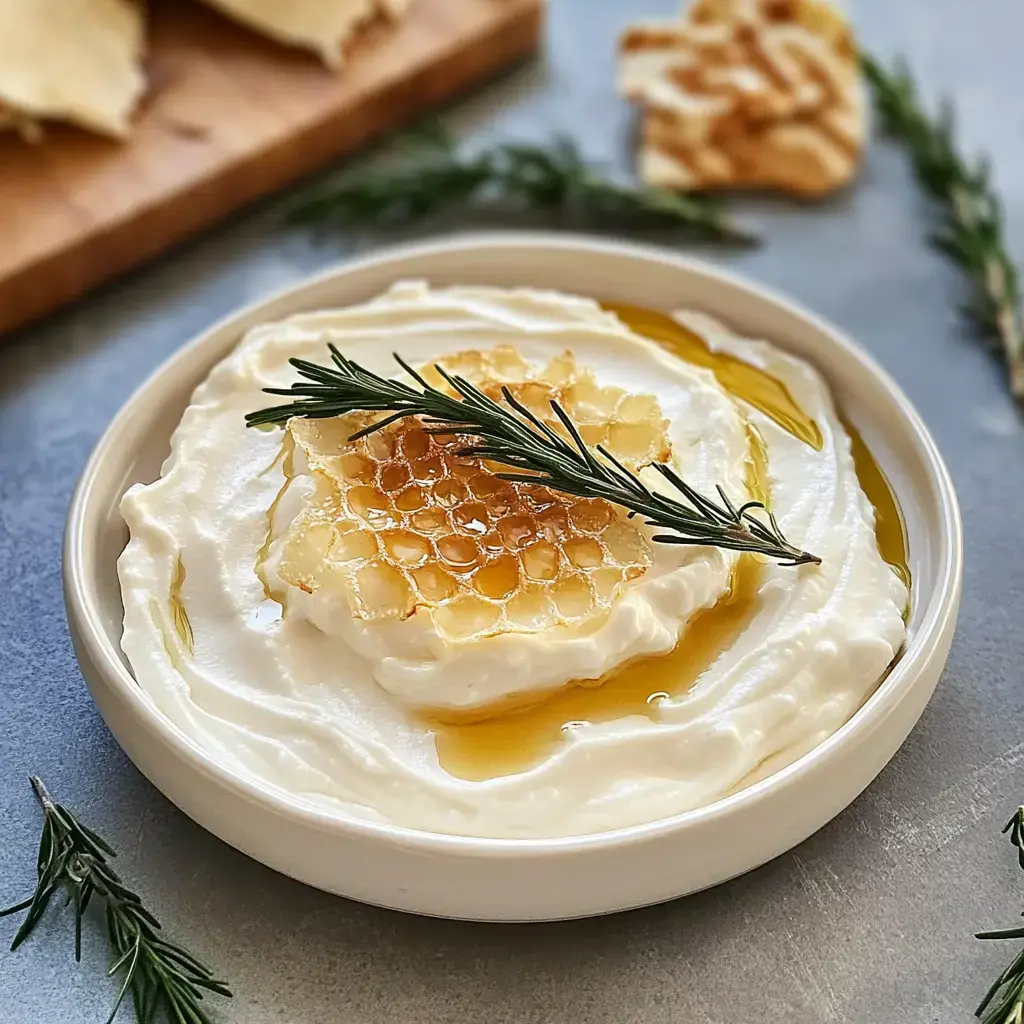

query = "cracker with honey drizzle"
[[276, 347, 672, 640]]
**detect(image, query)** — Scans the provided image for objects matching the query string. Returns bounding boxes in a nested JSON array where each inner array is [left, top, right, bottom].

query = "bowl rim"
[[64, 231, 963, 857]]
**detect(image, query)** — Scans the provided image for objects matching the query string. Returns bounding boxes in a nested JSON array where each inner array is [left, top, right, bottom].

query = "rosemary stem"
[[2, 778, 232, 1024], [29, 774, 55, 811], [863, 54, 1024, 407], [246, 350, 819, 567], [288, 120, 757, 246]]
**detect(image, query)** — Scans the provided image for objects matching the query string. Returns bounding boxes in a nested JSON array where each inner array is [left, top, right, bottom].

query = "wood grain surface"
[[0, 0, 543, 334]]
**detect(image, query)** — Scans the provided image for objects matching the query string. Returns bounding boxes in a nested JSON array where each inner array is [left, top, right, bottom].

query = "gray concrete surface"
[[2, 1, 1023, 1021]]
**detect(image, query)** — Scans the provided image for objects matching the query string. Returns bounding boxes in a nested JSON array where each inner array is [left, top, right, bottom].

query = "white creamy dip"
[[118, 283, 907, 838]]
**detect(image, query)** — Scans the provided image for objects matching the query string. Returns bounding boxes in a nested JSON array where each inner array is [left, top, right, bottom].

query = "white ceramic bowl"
[[65, 233, 962, 921]]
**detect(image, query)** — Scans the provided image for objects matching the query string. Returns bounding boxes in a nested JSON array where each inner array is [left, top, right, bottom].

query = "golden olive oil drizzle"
[[169, 554, 194, 654], [430, 553, 764, 781], [430, 424, 770, 781], [255, 432, 296, 605], [426, 302, 908, 780], [607, 300, 910, 590], [602, 300, 825, 451], [842, 417, 912, 594]]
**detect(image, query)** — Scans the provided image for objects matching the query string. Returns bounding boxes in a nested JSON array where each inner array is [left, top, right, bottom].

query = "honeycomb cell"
[[539, 351, 575, 386], [497, 514, 538, 550], [521, 539, 559, 581], [354, 560, 415, 618], [565, 376, 611, 422], [400, 429, 430, 460], [452, 501, 490, 536], [505, 586, 557, 631], [518, 484, 556, 511], [603, 520, 648, 564], [473, 554, 520, 600], [467, 473, 503, 500], [431, 431, 464, 449], [411, 454, 445, 484], [537, 506, 570, 543], [412, 564, 459, 603], [334, 527, 378, 563], [434, 478, 468, 508], [378, 462, 411, 493], [348, 486, 393, 526], [569, 500, 612, 534], [364, 430, 393, 462], [437, 534, 483, 573], [339, 452, 375, 484], [410, 507, 448, 534], [480, 531, 505, 555], [509, 381, 552, 416], [488, 346, 531, 381], [382, 530, 431, 567], [607, 420, 659, 463], [394, 486, 427, 513], [279, 345, 670, 635], [618, 393, 661, 423], [552, 575, 594, 619], [592, 567, 625, 602], [564, 536, 604, 569], [433, 595, 502, 640]]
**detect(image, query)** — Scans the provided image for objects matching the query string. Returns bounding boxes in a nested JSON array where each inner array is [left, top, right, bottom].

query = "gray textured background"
[[2, 1, 1023, 1021]]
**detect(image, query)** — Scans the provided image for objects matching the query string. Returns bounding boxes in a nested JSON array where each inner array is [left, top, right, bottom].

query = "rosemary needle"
[[0, 777, 231, 1024], [246, 348, 820, 567], [975, 806, 1024, 1024], [289, 120, 758, 246], [863, 54, 1024, 404]]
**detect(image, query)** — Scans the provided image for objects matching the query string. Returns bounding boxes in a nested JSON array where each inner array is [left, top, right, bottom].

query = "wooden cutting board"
[[0, 0, 543, 335]]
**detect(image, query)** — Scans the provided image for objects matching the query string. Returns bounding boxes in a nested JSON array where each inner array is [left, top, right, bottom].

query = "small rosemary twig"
[[863, 54, 1024, 403], [246, 348, 819, 566], [975, 806, 1024, 1024], [289, 120, 757, 245], [0, 777, 231, 1024]]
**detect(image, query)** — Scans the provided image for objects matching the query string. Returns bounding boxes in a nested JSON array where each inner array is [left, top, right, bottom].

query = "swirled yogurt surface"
[[118, 283, 907, 838]]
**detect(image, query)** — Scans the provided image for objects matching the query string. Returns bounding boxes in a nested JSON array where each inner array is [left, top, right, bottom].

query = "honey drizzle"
[[429, 301, 911, 781]]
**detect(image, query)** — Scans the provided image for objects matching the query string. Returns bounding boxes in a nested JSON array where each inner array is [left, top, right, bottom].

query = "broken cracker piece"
[[0, 0, 145, 140], [200, 0, 417, 68]]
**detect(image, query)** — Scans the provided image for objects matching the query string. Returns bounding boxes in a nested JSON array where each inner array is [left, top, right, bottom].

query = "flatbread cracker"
[[201, 0, 415, 68], [0, 0, 145, 139], [618, 0, 864, 197]]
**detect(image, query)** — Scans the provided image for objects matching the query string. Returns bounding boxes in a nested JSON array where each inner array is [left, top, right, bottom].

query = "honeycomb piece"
[[619, 0, 863, 197], [276, 347, 674, 640]]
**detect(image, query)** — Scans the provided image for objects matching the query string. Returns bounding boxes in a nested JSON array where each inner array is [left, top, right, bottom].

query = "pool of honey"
[[426, 303, 910, 780]]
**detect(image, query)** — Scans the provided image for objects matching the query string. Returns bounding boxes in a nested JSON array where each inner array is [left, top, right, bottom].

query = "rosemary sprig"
[[976, 806, 1024, 1024], [289, 120, 757, 245], [863, 54, 1024, 403], [246, 347, 819, 566], [0, 777, 231, 1024]]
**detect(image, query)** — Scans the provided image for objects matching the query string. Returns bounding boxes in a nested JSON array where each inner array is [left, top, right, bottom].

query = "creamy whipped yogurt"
[[118, 283, 907, 838]]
